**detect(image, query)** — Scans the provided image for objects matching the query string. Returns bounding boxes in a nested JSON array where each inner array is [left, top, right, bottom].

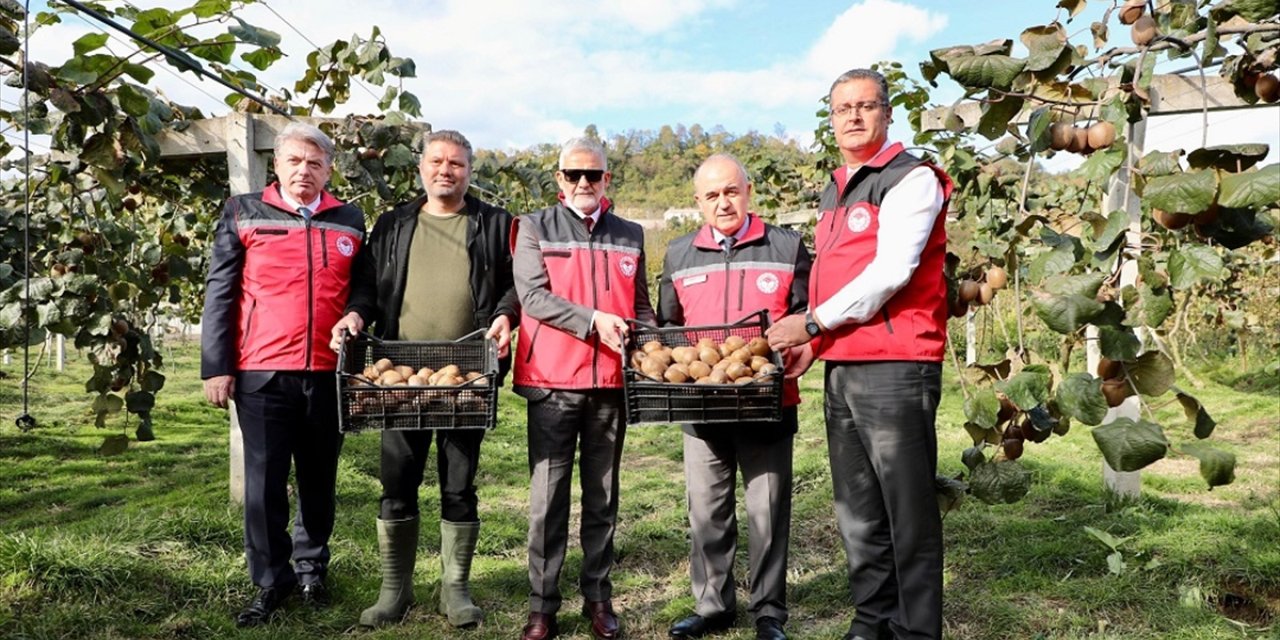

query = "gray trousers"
[[682, 414, 793, 624], [824, 361, 943, 640], [526, 388, 627, 614]]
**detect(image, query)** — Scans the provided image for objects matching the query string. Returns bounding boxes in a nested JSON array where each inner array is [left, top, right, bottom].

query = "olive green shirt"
[[397, 208, 475, 341]]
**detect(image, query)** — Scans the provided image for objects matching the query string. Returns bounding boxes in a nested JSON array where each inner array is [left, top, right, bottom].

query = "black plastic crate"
[[336, 330, 498, 432], [623, 310, 783, 426]]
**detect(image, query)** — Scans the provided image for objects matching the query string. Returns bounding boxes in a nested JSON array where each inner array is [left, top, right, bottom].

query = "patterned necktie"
[[298, 206, 312, 220], [721, 236, 737, 253], [583, 215, 594, 234]]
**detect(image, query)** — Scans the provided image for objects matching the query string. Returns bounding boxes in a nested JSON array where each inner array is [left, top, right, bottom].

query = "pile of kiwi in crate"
[[630, 335, 778, 385], [350, 358, 486, 387]]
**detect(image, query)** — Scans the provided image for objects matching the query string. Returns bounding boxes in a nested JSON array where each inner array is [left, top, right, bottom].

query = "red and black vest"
[[659, 214, 809, 405], [513, 202, 647, 390], [810, 143, 953, 363]]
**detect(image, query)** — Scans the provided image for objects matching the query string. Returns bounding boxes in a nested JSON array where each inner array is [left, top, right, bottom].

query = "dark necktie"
[[298, 206, 312, 220], [583, 215, 594, 234], [721, 236, 737, 253]]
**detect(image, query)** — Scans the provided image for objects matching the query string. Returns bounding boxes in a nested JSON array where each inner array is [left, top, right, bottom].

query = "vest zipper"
[[305, 217, 315, 369], [588, 229, 600, 386], [524, 323, 542, 363], [881, 304, 894, 334], [737, 269, 745, 311], [240, 299, 257, 350], [603, 248, 611, 291], [321, 228, 329, 267], [722, 250, 732, 323]]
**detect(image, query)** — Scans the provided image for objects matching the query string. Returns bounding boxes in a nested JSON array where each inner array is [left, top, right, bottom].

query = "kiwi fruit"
[[748, 337, 771, 357], [642, 340, 664, 353], [1153, 209, 1192, 230], [1102, 378, 1130, 407], [985, 266, 1008, 290], [1119, 0, 1145, 26], [1096, 357, 1122, 380], [688, 360, 712, 379], [1257, 74, 1280, 103], [1087, 121, 1116, 150], [977, 283, 995, 305], [664, 363, 691, 383], [958, 279, 980, 303], [1131, 15, 1157, 46], [1049, 122, 1075, 151]]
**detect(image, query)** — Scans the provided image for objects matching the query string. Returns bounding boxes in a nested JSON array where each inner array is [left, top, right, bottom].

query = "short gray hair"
[[559, 136, 607, 171], [828, 68, 890, 106], [694, 153, 750, 188], [424, 129, 474, 165], [273, 122, 335, 163]]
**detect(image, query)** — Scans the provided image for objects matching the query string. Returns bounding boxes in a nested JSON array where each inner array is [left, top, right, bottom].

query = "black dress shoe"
[[299, 581, 331, 608], [669, 612, 735, 638], [755, 616, 787, 640], [235, 585, 292, 627]]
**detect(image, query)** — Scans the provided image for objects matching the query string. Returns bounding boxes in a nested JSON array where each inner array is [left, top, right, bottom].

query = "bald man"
[[657, 154, 811, 640]]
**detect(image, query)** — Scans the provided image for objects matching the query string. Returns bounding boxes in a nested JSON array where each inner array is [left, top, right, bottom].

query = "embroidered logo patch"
[[847, 204, 872, 233], [682, 274, 708, 287], [756, 273, 779, 294], [618, 255, 637, 278], [336, 236, 356, 257]]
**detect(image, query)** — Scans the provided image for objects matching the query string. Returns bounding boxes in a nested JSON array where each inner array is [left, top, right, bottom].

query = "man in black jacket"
[[330, 129, 518, 629]]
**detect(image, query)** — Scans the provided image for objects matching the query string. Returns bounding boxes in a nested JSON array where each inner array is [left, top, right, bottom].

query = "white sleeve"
[[813, 166, 944, 330]]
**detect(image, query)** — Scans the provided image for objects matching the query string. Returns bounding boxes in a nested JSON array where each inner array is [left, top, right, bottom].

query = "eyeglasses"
[[831, 102, 885, 118], [560, 169, 605, 183]]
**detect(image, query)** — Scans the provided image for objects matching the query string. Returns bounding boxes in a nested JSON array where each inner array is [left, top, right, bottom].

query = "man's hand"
[[592, 312, 629, 355], [486, 315, 513, 358], [782, 343, 816, 380], [766, 314, 813, 350], [204, 375, 235, 409], [329, 311, 364, 352]]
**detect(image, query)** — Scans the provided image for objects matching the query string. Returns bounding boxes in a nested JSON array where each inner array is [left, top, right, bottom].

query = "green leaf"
[[936, 475, 968, 514], [1210, 0, 1280, 23], [122, 62, 154, 84], [1174, 388, 1217, 439], [92, 392, 124, 415], [382, 144, 415, 169], [116, 84, 150, 117], [1089, 209, 1128, 252], [1074, 145, 1126, 183], [1043, 272, 1105, 298], [962, 446, 986, 470], [241, 47, 283, 71], [98, 434, 129, 456], [964, 388, 1001, 429], [1121, 284, 1173, 329], [140, 370, 165, 393], [56, 54, 115, 85], [189, 33, 235, 64], [1186, 144, 1269, 171], [72, 32, 109, 56], [1139, 150, 1184, 176], [1092, 418, 1170, 472], [1128, 351, 1175, 396], [1218, 164, 1279, 209], [1179, 441, 1235, 488], [397, 92, 422, 116], [192, 0, 231, 18], [977, 95, 1023, 140], [1197, 206, 1274, 250], [1056, 0, 1087, 18], [1083, 525, 1129, 551], [1028, 242, 1078, 282], [1032, 292, 1104, 334], [996, 366, 1051, 411], [1168, 245, 1224, 289], [1057, 373, 1108, 426], [1025, 106, 1054, 153], [81, 132, 121, 168], [1142, 170, 1218, 215], [969, 460, 1032, 505], [946, 54, 1026, 91], [1099, 326, 1141, 361], [125, 390, 155, 413], [229, 17, 281, 47]]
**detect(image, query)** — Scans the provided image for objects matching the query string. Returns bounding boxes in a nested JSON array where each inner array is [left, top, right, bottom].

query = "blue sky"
[[21, 0, 1280, 165]]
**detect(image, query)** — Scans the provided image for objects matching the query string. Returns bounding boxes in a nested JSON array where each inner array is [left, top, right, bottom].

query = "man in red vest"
[[201, 122, 365, 627], [659, 154, 811, 640], [511, 137, 656, 640], [767, 68, 954, 640]]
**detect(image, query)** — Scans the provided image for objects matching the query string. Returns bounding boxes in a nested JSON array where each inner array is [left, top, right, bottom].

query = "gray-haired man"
[[201, 122, 366, 627]]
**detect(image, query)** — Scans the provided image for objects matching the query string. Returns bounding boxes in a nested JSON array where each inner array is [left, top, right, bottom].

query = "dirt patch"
[[1214, 579, 1279, 627]]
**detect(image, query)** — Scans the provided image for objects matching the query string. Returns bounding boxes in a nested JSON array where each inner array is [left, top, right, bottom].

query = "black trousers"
[[824, 361, 943, 640], [378, 428, 485, 522], [234, 371, 344, 589]]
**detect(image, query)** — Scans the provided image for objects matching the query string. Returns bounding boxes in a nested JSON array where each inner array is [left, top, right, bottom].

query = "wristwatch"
[[804, 311, 822, 337]]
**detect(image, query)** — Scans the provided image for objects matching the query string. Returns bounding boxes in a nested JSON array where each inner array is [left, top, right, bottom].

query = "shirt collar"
[[710, 214, 751, 245], [565, 200, 601, 225], [278, 188, 321, 214]]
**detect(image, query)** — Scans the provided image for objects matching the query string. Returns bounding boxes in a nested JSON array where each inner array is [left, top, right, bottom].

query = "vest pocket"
[[240, 299, 258, 349], [523, 322, 543, 363], [881, 305, 894, 334]]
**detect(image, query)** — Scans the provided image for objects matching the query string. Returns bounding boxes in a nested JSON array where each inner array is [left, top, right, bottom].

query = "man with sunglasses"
[[511, 136, 655, 640], [330, 129, 518, 630], [659, 154, 811, 640], [766, 68, 954, 640]]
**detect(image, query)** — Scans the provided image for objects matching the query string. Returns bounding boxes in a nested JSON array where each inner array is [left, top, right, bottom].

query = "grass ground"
[[0, 341, 1277, 639]]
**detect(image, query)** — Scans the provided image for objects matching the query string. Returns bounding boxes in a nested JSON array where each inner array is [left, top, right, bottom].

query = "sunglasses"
[[560, 169, 605, 183]]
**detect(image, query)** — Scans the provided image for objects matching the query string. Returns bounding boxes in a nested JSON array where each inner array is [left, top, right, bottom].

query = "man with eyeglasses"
[[511, 136, 655, 640], [767, 68, 954, 640]]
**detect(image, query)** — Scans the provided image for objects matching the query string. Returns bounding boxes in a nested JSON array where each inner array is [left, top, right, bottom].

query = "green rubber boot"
[[358, 517, 418, 627], [438, 519, 483, 627]]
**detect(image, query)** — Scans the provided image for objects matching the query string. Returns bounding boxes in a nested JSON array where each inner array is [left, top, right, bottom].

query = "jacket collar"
[[557, 193, 613, 220], [833, 141, 905, 194], [692, 213, 765, 251], [262, 183, 345, 215]]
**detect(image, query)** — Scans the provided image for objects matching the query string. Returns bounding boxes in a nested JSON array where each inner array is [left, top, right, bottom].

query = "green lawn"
[[1, 341, 1277, 639]]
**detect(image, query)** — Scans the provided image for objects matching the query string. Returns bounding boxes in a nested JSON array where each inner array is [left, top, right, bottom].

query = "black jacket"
[[345, 193, 519, 368]]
